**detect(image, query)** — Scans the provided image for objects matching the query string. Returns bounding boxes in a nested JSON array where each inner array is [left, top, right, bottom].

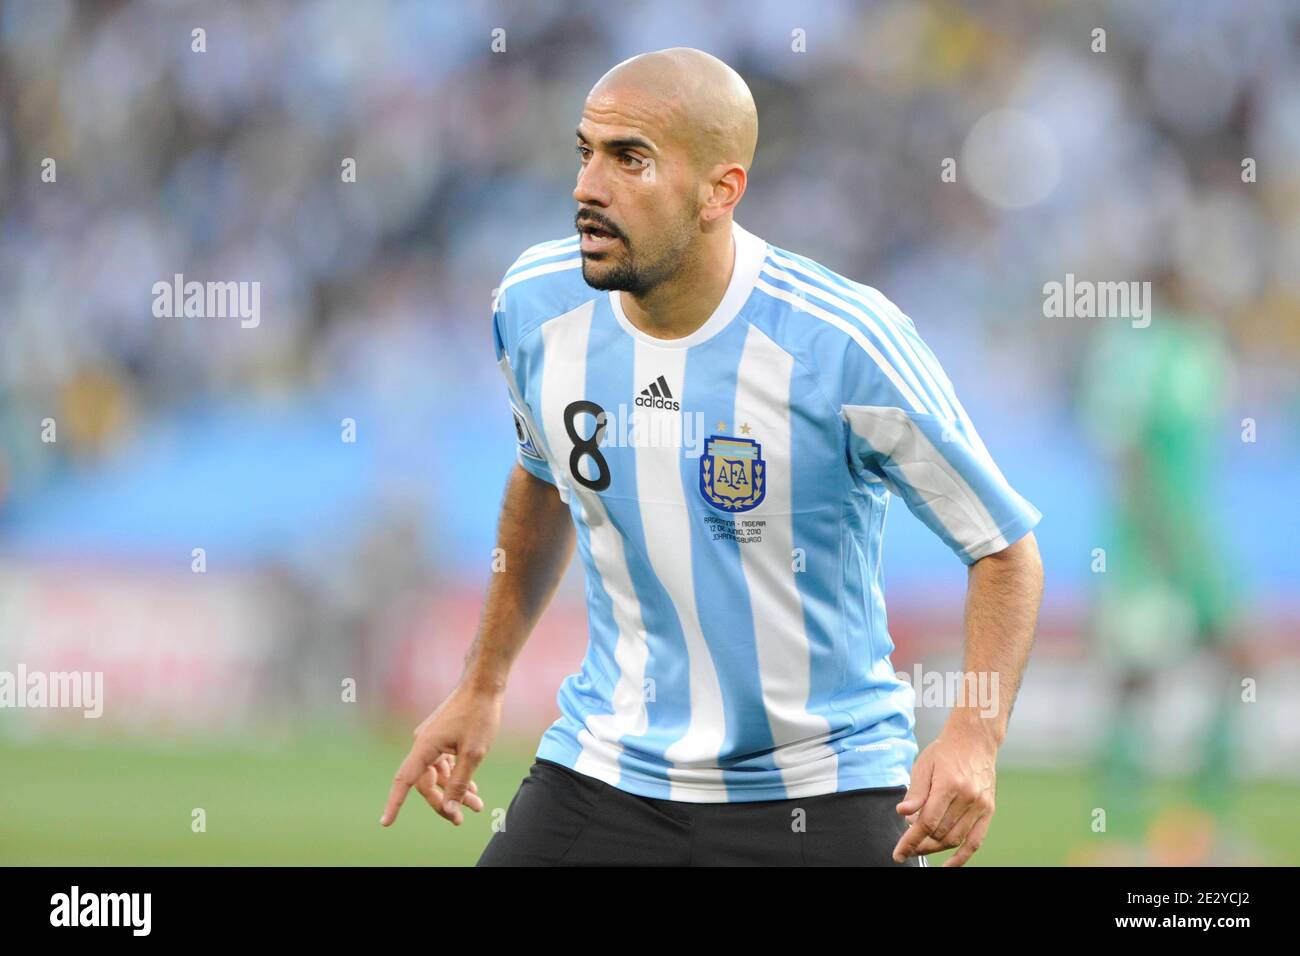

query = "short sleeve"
[[839, 313, 1041, 565], [493, 302, 558, 488]]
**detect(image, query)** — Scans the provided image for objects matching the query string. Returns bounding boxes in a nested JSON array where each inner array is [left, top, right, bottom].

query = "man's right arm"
[[462, 462, 576, 693], [379, 462, 574, 828]]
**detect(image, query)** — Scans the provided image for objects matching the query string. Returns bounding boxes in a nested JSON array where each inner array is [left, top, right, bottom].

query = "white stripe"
[[755, 276, 929, 414], [763, 257, 944, 419], [764, 252, 951, 421], [498, 256, 581, 296], [510, 236, 581, 270], [841, 403, 1007, 557], [733, 324, 839, 798], [539, 300, 649, 787], [631, 343, 729, 799]]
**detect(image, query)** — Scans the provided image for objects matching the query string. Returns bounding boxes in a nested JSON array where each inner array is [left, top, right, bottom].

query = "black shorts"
[[477, 758, 928, 866]]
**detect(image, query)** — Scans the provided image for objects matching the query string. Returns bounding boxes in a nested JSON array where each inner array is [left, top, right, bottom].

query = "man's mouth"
[[578, 221, 622, 252]]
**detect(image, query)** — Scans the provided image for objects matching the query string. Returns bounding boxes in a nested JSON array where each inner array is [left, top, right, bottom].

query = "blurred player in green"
[[1075, 270, 1253, 865]]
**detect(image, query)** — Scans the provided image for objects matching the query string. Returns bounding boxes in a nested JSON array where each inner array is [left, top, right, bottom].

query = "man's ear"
[[701, 164, 747, 223]]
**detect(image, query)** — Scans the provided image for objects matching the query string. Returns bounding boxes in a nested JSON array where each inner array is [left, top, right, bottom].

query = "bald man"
[[381, 48, 1044, 867]]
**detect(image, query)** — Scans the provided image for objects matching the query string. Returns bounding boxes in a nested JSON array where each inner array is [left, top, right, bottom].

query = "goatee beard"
[[582, 258, 653, 295]]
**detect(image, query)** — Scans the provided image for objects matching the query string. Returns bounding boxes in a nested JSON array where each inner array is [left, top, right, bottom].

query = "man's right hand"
[[379, 684, 500, 827]]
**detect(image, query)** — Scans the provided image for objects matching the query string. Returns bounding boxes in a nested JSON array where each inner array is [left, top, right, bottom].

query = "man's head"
[[573, 48, 757, 294]]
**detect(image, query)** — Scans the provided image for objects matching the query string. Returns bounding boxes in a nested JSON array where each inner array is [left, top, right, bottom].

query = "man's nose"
[[573, 155, 610, 207]]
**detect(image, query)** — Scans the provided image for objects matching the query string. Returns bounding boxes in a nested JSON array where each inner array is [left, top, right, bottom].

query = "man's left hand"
[[891, 716, 999, 867]]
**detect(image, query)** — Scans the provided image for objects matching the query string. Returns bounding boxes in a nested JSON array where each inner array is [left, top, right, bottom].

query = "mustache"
[[575, 210, 624, 240]]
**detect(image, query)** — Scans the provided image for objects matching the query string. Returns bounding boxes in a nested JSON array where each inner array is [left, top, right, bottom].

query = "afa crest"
[[699, 435, 766, 512]]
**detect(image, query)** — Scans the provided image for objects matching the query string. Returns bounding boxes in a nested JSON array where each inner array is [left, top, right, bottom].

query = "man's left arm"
[[892, 530, 1044, 866], [832, 295, 1046, 866]]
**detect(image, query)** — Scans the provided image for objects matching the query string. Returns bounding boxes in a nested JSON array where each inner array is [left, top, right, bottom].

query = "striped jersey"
[[491, 219, 1041, 803]]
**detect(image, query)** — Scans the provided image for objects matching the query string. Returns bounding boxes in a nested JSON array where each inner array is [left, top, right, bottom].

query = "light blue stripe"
[[678, 318, 775, 799]]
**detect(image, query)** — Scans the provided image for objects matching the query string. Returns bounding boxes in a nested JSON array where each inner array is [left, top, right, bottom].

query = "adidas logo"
[[635, 375, 680, 411]]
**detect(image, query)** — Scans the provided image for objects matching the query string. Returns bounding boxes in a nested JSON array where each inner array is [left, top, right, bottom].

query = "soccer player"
[[1075, 273, 1250, 865], [380, 48, 1044, 866]]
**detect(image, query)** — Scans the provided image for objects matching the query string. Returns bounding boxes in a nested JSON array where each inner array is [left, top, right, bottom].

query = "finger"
[[442, 748, 488, 824], [907, 805, 982, 861], [893, 788, 957, 862], [433, 755, 480, 794], [417, 763, 484, 822], [943, 811, 993, 868], [416, 765, 469, 824], [896, 756, 933, 817], [434, 757, 484, 811], [902, 835, 948, 857], [414, 766, 449, 817], [943, 801, 984, 848], [906, 804, 986, 862], [452, 780, 486, 812], [432, 754, 453, 786], [930, 791, 974, 844], [458, 784, 486, 812], [893, 816, 930, 862], [381, 751, 433, 827]]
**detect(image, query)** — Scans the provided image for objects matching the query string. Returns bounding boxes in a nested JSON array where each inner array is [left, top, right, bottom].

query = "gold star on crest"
[[740, 422, 752, 435]]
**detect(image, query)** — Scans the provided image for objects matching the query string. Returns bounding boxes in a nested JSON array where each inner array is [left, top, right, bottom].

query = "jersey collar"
[[609, 219, 768, 350]]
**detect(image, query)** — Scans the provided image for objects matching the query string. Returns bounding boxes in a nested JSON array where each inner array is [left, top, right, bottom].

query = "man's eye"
[[575, 146, 590, 161], [619, 153, 645, 168]]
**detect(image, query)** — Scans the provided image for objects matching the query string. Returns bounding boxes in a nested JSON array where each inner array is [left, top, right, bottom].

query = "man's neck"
[[618, 225, 736, 340]]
